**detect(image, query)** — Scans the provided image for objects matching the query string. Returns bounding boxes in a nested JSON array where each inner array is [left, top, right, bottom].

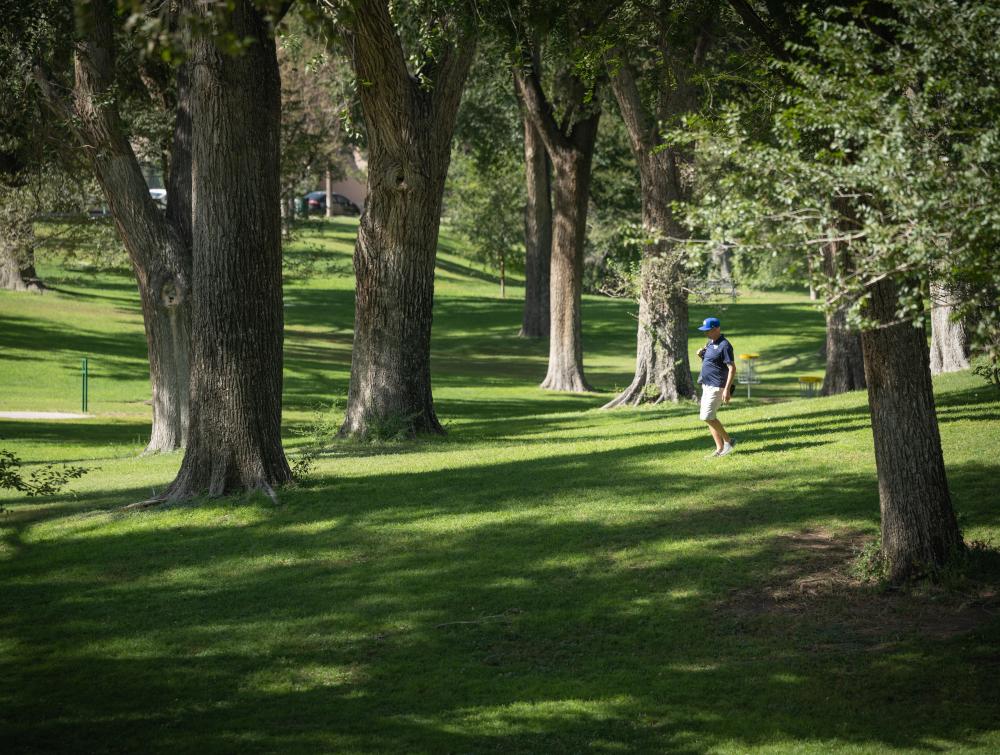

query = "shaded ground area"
[[721, 528, 1000, 650], [1, 218, 998, 752], [0, 412, 90, 419]]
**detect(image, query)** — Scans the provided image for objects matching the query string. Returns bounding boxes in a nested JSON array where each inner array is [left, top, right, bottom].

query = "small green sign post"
[[82, 357, 89, 414]]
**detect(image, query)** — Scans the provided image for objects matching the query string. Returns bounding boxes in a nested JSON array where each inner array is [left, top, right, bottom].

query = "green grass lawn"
[[1, 218, 998, 753]]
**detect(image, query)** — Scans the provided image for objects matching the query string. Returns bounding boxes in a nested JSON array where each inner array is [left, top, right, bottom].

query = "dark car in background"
[[304, 191, 361, 216]]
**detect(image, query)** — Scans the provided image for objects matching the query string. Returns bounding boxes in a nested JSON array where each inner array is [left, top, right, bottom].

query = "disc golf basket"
[[798, 375, 822, 397], [737, 353, 761, 398]]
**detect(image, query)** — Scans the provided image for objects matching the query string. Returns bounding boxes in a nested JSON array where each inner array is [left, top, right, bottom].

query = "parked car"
[[303, 191, 361, 216], [149, 188, 167, 210]]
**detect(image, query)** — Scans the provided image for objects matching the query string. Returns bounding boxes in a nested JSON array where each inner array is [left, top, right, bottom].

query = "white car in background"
[[149, 188, 167, 209]]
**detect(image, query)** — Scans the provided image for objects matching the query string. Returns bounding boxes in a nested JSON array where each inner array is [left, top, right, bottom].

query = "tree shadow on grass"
[[1, 453, 997, 752], [0, 314, 147, 369], [0, 419, 150, 450]]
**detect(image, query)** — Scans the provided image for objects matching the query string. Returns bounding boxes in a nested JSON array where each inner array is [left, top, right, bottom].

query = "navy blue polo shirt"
[[698, 334, 735, 388]]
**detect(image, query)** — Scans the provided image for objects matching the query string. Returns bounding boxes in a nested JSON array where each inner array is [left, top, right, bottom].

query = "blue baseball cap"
[[697, 317, 721, 331]]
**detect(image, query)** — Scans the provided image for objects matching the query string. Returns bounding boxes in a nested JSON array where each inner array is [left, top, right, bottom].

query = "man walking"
[[695, 316, 736, 457]]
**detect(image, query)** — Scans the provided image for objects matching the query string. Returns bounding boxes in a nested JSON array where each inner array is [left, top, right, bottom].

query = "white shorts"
[[699, 385, 723, 421]]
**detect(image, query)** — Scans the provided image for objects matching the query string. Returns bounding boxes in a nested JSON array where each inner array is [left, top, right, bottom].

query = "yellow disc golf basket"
[[798, 375, 823, 397], [737, 353, 761, 398]]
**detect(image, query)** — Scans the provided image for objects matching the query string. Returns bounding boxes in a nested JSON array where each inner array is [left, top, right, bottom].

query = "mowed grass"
[[1, 217, 998, 753]]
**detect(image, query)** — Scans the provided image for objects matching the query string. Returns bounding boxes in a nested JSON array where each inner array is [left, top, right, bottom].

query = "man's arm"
[[723, 363, 736, 404]]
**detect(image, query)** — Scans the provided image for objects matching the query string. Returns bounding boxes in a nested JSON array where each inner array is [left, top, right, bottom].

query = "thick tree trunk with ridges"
[[514, 63, 599, 393], [861, 278, 963, 581], [339, 0, 474, 437], [519, 92, 551, 339], [604, 258, 695, 407], [822, 303, 866, 395], [341, 142, 450, 436], [604, 64, 696, 408], [929, 282, 971, 375], [820, 241, 865, 396], [542, 145, 597, 392], [65, 2, 192, 453], [160, 1, 290, 499], [0, 215, 42, 292]]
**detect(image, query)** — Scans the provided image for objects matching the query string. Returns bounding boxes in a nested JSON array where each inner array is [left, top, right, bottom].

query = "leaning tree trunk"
[[518, 82, 551, 338], [161, 1, 291, 500], [65, 5, 192, 453], [861, 278, 963, 582], [820, 240, 865, 395], [339, 0, 475, 438], [542, 136, 598, 392], [929, 282, 971, 375]]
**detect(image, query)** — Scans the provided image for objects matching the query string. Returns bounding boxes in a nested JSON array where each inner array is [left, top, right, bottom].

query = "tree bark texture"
[[822, 304, 866, 395], [165, 62, 194, 256], [929, 282, 971, 375], [339, 0, 475, 437], [603, 59, 696, 407], [861, 278, 963, 581], [820, 241, 865, 395], [518, 79, 551, 338], [162, 0, 291, 499], [712, 244, 733, 283], [0, 210, 42, 292], [66, 2, 192, 453], [514, 63, 599, 392]]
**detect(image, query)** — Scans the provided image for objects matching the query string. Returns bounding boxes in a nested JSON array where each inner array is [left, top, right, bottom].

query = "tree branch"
[[608, 55, 656, 158], [512, 45, 570, 157], [430, 35, 477, 122], [728, 0, 787, 61], [345, 0, 412, 113]]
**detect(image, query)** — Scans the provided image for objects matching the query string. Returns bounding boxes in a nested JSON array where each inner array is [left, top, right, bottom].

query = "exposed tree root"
[[602, 375, 648, 409], [123, 478, 282, 511], [603, 374, 695, 409]]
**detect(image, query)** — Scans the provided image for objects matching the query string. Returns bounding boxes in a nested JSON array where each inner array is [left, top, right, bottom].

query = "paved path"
[[0, 412, 90, 420]]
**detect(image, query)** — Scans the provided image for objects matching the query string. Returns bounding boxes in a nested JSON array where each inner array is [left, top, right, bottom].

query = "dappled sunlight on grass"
[[1, 218, 998, 751]]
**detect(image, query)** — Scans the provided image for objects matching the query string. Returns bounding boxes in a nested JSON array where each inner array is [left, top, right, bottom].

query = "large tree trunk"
[[339, 0, 475, 438], [712, 244, 733, 284], [861, 278, 963, 582], [603, 62, 696, 408], [929, 282, 971, 375], [820, 240, 865, 395], [65, 3, 192, 454], [0, 208, 42, 292], [161, 0, 291, 500], [342, 145, 450, 436], [822, 303, 866, 395], [543, 136, 598, 392], [519, 111, 551, 338], [515, 63, 599, 392]]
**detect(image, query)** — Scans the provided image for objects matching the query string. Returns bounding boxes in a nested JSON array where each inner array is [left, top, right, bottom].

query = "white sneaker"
[[705, 449, 722, 458], [718, 442, 735, 457]]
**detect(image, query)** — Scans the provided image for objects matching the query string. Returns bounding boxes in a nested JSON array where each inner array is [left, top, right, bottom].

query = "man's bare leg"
[[706, 421, 723, 451], [707, 419, 730, 447]]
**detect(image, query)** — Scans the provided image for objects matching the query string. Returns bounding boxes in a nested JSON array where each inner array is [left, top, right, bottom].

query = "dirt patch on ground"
[[720, 528, 999, 648]]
